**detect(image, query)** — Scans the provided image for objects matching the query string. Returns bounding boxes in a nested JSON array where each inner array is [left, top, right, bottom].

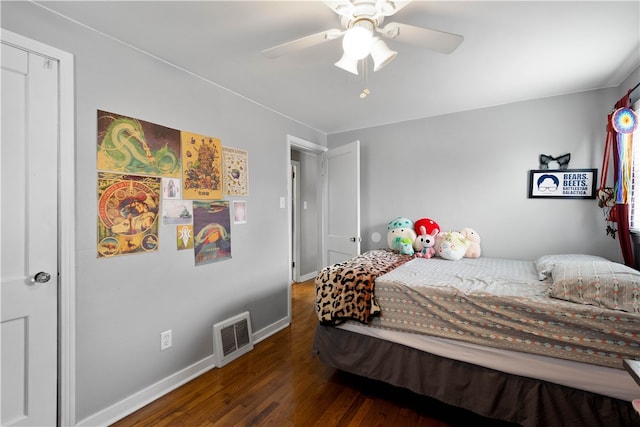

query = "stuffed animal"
[[413, 225, 436, 258], [399, 237, 415, 255], [460, 227, 481, 258], [387, 217, 417, 253], [414, 218, 440, 237], [435, 230, 469, 261]]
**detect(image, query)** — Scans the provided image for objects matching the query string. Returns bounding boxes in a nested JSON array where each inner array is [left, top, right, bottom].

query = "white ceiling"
[[35, 1, 640, 134]]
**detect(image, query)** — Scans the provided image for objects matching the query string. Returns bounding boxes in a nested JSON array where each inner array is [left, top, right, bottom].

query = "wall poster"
[[97, 110, 181, 177], [162, 199, 193, 225], [528, 169, 597, 199], [177, 225, 194, 250], [223, 147, 249, 196], [193, 200, 231, 266], [97, 172, 161, 257], [182, 132, 223, 200]]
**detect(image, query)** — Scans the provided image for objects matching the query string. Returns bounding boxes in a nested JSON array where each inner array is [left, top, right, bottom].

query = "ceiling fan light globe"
[[342, 25, 374, 60], [371, 38, 397, 72], [334, 53, 359, 75]]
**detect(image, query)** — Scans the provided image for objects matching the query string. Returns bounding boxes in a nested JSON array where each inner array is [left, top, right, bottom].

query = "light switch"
[[280, 197, 286, 208]]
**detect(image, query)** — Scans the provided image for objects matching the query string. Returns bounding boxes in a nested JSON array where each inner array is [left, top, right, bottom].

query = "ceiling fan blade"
[[261, 29, 343, 59], [379, 22, 463, 54]]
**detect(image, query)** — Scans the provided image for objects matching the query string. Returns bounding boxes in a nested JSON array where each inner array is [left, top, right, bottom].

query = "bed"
[[312, 249, 640, 427]]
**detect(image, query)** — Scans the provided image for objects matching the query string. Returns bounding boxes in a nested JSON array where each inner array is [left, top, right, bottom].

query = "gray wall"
[[328, 89, 625, 262], [1, 1, 326, 422]]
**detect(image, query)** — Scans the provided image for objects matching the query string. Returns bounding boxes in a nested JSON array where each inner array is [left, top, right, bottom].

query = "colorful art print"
[[162, 177, 181, 200], [177, 225, 194, 250], [97, 172, 161, 257], [162, 199, 193, 225], [223, 147, 249, 196], [97, 110, 181, 177], [193, 200, 231, 266], [528, 169, 597, 199], [182, 131, 223, 200]]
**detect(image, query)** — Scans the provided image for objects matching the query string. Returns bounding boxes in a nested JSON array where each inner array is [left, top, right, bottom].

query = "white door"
[[1, 43, 59, 427], [323, 140, 361, 266]]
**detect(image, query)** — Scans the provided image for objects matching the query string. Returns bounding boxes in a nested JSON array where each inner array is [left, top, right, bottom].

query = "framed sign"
[[528, 169, 597, 199]]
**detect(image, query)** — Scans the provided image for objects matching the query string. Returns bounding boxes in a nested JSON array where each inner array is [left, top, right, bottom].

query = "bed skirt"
[[312, 324, 638, 427]]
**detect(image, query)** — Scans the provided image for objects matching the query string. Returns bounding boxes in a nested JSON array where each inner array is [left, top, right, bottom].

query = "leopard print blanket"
[[315, 249, 412, 324]]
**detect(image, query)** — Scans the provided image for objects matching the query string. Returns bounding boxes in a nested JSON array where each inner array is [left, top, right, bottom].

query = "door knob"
[[349, 237, 357, 242], [33, 272, 51, 283]]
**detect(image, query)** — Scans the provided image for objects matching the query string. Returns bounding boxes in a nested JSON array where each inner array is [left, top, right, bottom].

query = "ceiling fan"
[[261, 0, 464, 75]]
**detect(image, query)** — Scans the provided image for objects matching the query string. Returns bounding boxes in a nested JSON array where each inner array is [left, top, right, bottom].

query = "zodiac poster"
[[97, 110, 181, 178], [182, 131, 223, 200], [193, 200, 231, 266], [97, 172, 161, 257], [223, 147, 249, 196]]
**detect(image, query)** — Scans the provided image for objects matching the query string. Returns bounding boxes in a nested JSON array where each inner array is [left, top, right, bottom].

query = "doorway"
[[286, 135, 326, 319]]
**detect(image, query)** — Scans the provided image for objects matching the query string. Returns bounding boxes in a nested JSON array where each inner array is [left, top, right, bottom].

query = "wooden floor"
[[111, 280, 510, 427]]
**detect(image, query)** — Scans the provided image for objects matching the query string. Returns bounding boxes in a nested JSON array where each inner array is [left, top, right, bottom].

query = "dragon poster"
[[97, 110, 181, 178], [193, 200, 231, 266], [223, 147, 249, 196], [97, 172, 161, 257], [182, 131, 223, 200]]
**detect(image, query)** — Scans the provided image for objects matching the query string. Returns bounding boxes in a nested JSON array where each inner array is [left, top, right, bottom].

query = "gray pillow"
[[550, 260, 640, 312], [534, 254, 608, 281]]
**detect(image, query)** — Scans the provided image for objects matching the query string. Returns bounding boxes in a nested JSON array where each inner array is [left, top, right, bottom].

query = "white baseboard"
[[76, 356, 215, 427], [299, 271, 317, 282], [76, 316, 290, 427], [252, 316, 290, 345]]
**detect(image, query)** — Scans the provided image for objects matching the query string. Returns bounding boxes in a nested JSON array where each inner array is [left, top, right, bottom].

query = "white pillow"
[[534, 254, 608, 280]]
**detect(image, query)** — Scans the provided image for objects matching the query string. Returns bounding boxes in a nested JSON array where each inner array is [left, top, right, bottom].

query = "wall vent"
[[212, 311, 253, 368]]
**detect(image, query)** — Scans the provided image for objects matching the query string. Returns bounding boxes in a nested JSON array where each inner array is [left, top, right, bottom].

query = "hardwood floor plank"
[[111, 280, 510, 427]]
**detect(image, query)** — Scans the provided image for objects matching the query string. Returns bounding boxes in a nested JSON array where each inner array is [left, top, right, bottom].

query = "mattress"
[[336, 321, 639, 401], [369, 257, 640, 369]]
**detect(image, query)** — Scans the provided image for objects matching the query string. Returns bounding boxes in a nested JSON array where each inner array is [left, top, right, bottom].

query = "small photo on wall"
[[163, 177, 181, 200], [233, 200, 247, 224], [162, 199, 193, 225]]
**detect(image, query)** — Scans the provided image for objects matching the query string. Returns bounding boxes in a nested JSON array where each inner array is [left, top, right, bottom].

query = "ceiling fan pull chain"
[[360, 57, 370, 99]]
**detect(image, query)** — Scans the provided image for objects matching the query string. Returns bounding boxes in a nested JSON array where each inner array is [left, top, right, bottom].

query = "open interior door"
[[322, 140, 361, 266]]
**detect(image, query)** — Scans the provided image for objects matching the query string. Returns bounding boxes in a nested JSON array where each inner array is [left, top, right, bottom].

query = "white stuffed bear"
[[435, 230, 469, 261], [459, 227, 481, 258]]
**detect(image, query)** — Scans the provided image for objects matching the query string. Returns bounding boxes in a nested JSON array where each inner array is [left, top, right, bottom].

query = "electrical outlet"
[[160, 329, 172, 350]]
